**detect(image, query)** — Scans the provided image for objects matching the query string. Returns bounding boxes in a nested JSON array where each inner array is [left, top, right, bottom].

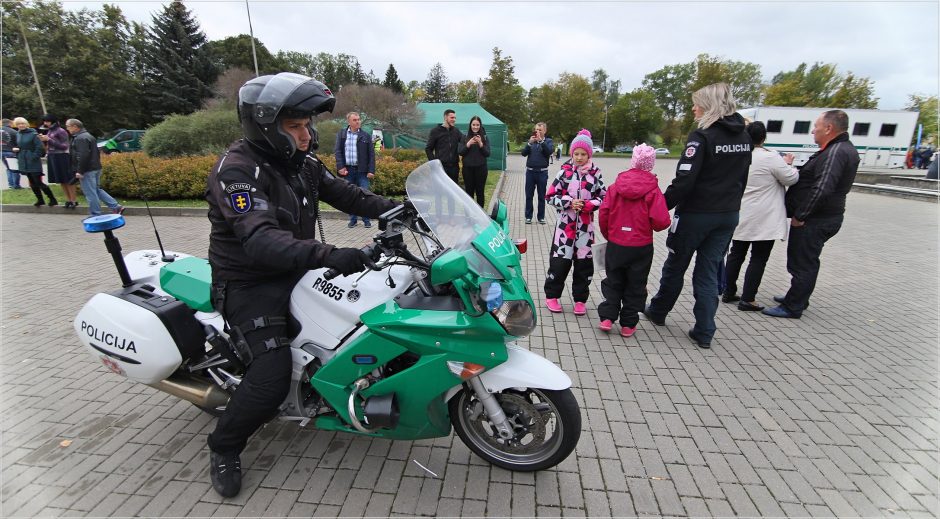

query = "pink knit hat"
[[631, 144, 656, 172], [569, 129, 594, 158]]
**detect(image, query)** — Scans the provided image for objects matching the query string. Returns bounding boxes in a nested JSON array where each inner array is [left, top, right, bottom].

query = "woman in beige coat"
[[722, 121, 798, 311]]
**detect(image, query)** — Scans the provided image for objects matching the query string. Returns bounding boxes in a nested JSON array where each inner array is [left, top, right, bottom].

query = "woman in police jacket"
[[644, 83, 751, 349]]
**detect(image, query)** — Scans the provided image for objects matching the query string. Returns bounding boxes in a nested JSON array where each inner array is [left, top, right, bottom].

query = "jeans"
[[648, 211, 739, 344], [3, 152, 20, 188], [344, 166, 371, 225], [524, 168, 548, 220], [724, 239, 775, 302], [79, 169, 119, 216], [783, 215, 843, 315]]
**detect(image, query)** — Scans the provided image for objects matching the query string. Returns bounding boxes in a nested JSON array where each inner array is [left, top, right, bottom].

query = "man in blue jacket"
[[334, 111, 377, 228], [521, 122, 553, 224]]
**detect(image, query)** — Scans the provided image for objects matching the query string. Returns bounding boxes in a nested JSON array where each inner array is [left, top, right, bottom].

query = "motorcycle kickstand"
[[468, 377, 514, 440]]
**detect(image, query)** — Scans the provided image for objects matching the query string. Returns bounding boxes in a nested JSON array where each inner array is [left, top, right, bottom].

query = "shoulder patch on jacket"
[[230, 191, 252, 213]]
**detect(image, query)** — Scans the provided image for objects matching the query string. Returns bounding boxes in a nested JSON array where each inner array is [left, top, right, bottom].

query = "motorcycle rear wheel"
[[449, 387, 580, 471]]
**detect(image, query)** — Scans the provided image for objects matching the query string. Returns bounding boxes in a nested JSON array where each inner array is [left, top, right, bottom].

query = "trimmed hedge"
[[101, 152, 216, 199], [100, 150, 426, 199]]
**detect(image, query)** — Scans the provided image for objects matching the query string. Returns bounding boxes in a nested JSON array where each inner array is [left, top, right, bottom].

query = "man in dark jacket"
[[334, 111, 377, 228], [644, 83, 752, 349], [205, 73, 397, 498], [764, 109, 859, 318], [521, 122, 553, 224], [425, 109, 462, 181], [66, 118, 123, 216], [425, 108, 462, 214]]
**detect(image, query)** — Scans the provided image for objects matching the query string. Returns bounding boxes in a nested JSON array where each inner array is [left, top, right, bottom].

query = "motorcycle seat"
[[160, 257, 214, 312]]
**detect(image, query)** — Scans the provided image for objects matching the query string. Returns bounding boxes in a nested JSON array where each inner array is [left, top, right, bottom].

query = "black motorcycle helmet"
[[238, 72, 336, 163]]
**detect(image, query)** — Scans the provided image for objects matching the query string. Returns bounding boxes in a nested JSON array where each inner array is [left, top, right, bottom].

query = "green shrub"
[[101, 152, 216, 199], [316, 153, 421, 197], [99, 150, 424, 200], [143, 106, 241, 157], [314, 119, 343, 155], [382, 148, 426, 162]]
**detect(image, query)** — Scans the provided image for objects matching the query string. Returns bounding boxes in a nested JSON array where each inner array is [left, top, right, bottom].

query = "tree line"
[[2, 0, 934, 147]]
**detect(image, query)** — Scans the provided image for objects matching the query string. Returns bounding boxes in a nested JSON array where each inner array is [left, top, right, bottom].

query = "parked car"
[[592, 145, 604, 154], [614, 145, 633, 153], [97, 129, 146, 154], [655, 147, 669, 156]]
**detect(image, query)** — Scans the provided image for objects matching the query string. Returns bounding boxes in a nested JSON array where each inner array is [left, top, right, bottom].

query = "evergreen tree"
[[422, 63, 450, 103], [143, 0, 218, 121], [480, 48, 527, 139], [383, 63, 405, 93]]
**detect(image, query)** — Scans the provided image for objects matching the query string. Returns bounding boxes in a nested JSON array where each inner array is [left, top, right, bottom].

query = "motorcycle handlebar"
[[323, 245, 379, 281]]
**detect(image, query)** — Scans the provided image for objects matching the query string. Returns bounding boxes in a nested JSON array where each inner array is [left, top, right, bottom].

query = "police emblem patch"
[[685, 146, 697, 158], [230, 191, 252, 213]]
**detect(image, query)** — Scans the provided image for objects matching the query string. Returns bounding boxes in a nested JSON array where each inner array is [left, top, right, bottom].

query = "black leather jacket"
[[785, 132, 859, 221], [206, 140, 396, 282]]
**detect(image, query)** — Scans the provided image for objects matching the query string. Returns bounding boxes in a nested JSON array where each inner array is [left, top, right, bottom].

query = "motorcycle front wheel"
[[449, 387, 581, 471]]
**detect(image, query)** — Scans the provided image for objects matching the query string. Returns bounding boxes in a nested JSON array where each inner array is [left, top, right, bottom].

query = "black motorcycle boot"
[[209, 450, 242, 497]]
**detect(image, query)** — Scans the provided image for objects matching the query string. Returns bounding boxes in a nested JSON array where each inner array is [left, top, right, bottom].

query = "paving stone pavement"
[[1, 154, 938, 517]]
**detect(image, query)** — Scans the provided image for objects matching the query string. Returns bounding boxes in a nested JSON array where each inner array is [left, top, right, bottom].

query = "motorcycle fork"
[[468, 377, 514, 439]]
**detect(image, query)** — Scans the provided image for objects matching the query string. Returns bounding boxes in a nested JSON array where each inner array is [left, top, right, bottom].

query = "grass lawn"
[[2, 170, 505, 211]]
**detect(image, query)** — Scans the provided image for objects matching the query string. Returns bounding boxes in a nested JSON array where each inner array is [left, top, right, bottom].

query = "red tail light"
[[513, 239, 527, 254]]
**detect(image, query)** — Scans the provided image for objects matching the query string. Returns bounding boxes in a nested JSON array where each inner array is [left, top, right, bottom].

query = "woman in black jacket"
[[457, 116, 491, 207]]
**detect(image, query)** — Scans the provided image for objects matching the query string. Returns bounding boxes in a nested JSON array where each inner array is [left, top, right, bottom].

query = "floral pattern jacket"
[[545, 160, 606, 259]]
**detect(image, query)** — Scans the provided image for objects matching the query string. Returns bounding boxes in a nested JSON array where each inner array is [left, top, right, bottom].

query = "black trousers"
[[598, 243, 653, 327], [207, 274, 299, 455], [24, 173, 55, 203], [436, 162, 460, 215], [544, 256, 594, 303], [724, 239, 774, 302], [462, 164, 487, 207], [782, 216, 843, 316]]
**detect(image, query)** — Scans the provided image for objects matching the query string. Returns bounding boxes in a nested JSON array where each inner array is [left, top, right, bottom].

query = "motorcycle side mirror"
[[430, 249, 469, 285], [489, 199, 508, 229]]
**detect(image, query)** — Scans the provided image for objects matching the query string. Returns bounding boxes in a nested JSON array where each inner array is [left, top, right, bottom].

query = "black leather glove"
[[324, 247, 372, 276]]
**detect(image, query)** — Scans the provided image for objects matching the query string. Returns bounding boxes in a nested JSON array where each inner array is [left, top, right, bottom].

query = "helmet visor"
[[252, 73, 317, 125]]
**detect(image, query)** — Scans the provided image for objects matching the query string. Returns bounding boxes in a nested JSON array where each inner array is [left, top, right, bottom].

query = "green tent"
[[387, 103, 507, 171]]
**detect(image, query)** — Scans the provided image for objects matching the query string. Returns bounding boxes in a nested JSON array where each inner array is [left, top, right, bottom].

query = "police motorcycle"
[[73, 160, 581, 471]]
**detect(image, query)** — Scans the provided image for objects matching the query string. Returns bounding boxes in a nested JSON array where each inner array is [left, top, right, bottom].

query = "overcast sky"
[[66, 1, 939, 110]]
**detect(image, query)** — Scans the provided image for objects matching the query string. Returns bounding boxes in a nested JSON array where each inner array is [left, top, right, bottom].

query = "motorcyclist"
[[205, 72, 397, 497]]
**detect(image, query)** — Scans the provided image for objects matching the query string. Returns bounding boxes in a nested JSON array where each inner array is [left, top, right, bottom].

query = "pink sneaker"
[[573, 302, 587, 316], [598, 319, 613, 332], [620, 325, 636, 338], [546, 298, 563, 313]]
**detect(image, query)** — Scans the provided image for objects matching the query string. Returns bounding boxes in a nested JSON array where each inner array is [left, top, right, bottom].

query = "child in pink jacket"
[[597, 144, 671, 337]]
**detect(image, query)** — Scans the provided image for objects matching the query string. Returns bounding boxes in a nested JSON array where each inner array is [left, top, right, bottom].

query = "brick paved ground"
[[1, 155, 937, 517]]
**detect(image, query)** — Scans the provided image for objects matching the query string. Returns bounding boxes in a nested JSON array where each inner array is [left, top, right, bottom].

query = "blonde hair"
[[692, 83, 736, 129], [12, 117, 28, 126]]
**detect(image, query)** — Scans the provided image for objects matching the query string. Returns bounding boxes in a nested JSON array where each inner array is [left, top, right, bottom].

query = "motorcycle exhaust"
[[149, 373, 230, 410], [363, 393, 400, 429]]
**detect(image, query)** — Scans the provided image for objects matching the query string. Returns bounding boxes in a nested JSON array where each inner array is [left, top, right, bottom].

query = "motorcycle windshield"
[[405, 160, 503, 279]]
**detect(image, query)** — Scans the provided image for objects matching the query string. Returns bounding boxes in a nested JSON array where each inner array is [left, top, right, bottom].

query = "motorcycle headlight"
[[491, 300, 536, 337]]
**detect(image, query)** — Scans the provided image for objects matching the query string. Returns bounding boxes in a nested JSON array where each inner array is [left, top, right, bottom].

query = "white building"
[[738, 106, 919, 168]]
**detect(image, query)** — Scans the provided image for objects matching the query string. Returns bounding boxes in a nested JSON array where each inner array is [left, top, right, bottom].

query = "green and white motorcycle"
[[74, 160, 580, 471]]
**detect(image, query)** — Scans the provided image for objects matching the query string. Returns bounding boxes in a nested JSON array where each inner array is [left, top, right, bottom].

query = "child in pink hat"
[[597, 144, 671, 337], [544, 129, 607, 316]]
